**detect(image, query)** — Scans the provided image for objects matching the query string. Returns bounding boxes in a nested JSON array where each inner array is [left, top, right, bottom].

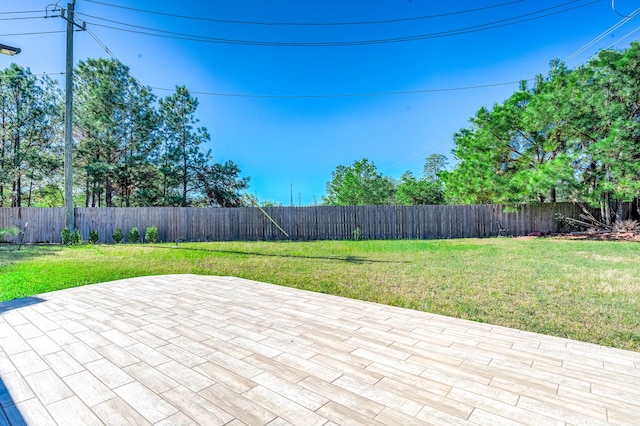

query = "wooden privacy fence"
[[0, 203, 605, 245]]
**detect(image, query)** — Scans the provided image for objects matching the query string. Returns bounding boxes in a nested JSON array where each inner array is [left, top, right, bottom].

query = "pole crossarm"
[[59, 8, 87, 30]]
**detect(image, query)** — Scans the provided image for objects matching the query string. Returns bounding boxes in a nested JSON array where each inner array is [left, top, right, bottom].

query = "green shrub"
[[89, 230, 99, 244], [145, 226, 158, 243], [128, 227, 140, 243], [70, 229, 82, 245], [61, 228, 72, 245], [61, 228, 82, 245], [112, 228, 123, 244], [0, 226, 20, 241]]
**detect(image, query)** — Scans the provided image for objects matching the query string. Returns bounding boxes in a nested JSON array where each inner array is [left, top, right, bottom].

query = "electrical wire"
[[0, 72, 65, 80], [6, 70, 522, 99], [83, 0, 525, 26], [0, 10, 43, 15], [0, 31, 65, 37], [78, 0, 601, 47], [0, 16, 46, 21], [605, 23, 640, 48], [611, 0, 633, 17], [563, 7, 640, 63], [1, 6, 528, 98], [1, 0, 629, 99], [85, 27, 144, 87], [149, 80, 526, 99]]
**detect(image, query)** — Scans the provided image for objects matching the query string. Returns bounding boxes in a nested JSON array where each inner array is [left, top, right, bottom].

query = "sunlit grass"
[[1, 238, 639, 351]]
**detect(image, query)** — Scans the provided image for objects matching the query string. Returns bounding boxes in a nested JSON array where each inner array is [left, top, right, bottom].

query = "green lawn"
[[1, 238, 639, 351]]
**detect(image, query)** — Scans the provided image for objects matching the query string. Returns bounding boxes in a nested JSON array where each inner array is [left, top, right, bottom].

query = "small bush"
[[128, 227, 140, 243], [352, 227, 361, 240], [0, 226, 20, 241], [61, 228, 72, 245], [89, 230, 99, 244], [145, 226, 158, 243], [70, 229, 82, 245], [112, 228, 123, 244], [62, 228, 82, 245], [553, 213, 584, 232]]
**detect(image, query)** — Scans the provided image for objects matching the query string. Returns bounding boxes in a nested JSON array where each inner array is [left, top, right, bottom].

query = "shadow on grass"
[[147, 245, 405, 264], [0, 245, 63, 269]]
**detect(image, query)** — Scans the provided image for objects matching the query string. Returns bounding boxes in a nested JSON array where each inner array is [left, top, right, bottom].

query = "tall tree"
[[323, 158, 395, 205], [114, 85, 160, 207], [75, 58, 160, 207], [395, 153, 448, 205], [0, 65, 62, 207], [444, 41, 640, 220], [395, 171, 445, 205], [423, 153, 449, 182], [445, 69, 580, 204], [196, 160, 250, 207], [569, 45, 640, 223], [159, 86, 210, 206]]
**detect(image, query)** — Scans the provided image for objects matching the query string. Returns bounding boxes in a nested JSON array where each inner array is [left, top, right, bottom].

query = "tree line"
[[323, 155, 447, 206], [0, 58, 249, 208], [325, 42, 640, 223], [443, 42, 640, 223], [5, 42, 639, 214]]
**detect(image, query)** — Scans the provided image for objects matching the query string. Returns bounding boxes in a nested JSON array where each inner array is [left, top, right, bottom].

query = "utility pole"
[[63, 1, 75, 231], [61, 1, 84, 230]]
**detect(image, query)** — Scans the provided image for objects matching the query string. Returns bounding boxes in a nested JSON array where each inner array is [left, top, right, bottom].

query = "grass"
[[1, 238, 639, 351]]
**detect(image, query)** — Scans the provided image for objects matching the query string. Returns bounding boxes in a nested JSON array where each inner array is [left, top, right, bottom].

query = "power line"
[[563, 7, 640, 63], [79, 0, 601, 47], [0, 31, 65, 37], [0, 72, 65, 80], [84, 0, 525, 26], [3, 70, 522, 99], [150, 80, 525, 99], [0, 10, 43, 15], [85, 27, 144, 87], [0, 16, 46, 21], [605, 23, 640, 48], [611, 0, 634, 17]]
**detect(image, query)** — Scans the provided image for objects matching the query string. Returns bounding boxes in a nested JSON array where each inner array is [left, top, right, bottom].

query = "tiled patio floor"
[[1, 274, 639, 425]]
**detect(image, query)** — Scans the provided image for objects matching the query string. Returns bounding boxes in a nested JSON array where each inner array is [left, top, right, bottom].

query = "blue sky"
[[2, 0, 640, 205]]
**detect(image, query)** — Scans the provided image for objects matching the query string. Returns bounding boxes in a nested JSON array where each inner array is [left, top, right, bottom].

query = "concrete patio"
[[1, 274, 639, 425]]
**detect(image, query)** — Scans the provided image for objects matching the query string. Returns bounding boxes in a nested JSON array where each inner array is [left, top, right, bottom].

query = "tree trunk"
[[105, 177, 113, 207], [162, 154, 168, 206], [14, 173, 21, 207], [602, 193, 611, 226], [85, 177, 90, 207], [614, 199, 624, 223], [13, 134, 21, 207], [27, 181, 32, 207]]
